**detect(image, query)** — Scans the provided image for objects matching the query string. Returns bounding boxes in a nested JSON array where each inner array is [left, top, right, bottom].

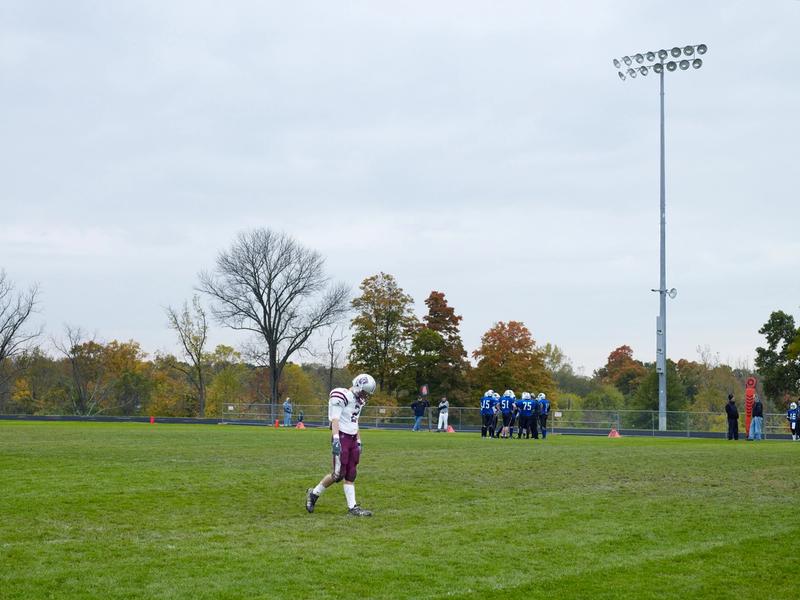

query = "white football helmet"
[[351, 374, 376, 399], [538, 393, 546, 400], [484, 389, 495, 397], [493, 392, 500, 399], [503, 389, 515, 399], [521, 392, 531, 400], [791, 402, 798, 410]]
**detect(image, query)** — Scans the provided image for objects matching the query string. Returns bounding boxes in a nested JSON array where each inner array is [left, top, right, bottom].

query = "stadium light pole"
[[613, 44, 708, 431]]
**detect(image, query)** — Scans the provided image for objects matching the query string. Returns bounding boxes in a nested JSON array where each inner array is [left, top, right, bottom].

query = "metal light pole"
[[613, 44, 707, 431]]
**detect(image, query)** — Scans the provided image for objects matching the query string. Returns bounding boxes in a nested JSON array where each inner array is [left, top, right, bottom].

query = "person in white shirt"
[[305, 374, 376, 517], [437, 396, 449, 432]]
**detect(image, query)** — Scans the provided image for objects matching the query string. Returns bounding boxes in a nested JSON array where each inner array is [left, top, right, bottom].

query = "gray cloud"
[[2, 0, 799, 372]]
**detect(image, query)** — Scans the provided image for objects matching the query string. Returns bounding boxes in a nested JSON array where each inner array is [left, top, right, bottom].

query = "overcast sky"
[[2, 0, 799, 374]]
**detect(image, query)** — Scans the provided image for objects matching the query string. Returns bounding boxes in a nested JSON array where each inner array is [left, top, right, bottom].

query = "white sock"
[[313, 483, 326, 496], [343, 483, 356, 509]]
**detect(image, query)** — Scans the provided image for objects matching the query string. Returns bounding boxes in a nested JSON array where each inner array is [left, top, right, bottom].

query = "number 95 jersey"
[[328, 388, 366, 435]]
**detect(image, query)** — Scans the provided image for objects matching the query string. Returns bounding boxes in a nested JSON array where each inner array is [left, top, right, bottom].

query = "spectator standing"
[[411, 397, 429, 431], [725, 394, 739, 440], [283, 397, 293, 427], [298, 409, 305, 424], [437, 396, 449, 432], [748, 395, 763, 441]]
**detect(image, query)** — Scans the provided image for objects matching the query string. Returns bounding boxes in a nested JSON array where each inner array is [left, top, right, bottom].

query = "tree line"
[[1, 228, 798, 417]]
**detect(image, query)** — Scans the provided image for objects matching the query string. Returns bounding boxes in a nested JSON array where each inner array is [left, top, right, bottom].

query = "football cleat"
[[306, 488, 319, 513], [347, 504, 372, 517]]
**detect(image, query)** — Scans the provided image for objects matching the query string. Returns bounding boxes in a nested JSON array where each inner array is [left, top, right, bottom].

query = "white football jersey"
[[328, 387, 366, 435]]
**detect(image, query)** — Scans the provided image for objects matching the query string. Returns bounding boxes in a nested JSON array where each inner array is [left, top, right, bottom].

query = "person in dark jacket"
[[748, 395, 763, 440], [725, 394, 739, 440], [411, 397, 429, 431]]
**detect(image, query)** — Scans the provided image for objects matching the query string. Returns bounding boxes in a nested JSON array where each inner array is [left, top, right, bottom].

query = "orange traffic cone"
[[274, 419, 280, 428], [447, 425, 455, 433], [295, 422, 306, 429], [608, 428, 621, 438]]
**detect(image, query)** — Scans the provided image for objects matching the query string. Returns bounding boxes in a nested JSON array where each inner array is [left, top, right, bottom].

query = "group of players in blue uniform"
[[480, 389, 551, 439]]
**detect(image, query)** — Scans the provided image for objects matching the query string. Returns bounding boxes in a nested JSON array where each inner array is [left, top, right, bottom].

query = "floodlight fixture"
[[613, 43, 708, 81]]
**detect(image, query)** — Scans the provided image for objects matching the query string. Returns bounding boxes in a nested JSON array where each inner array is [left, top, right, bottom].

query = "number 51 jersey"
[[329, 388, 366, 435]]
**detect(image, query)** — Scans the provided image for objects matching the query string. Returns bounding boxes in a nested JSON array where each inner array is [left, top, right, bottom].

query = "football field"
[[1, 421, 797, 599]]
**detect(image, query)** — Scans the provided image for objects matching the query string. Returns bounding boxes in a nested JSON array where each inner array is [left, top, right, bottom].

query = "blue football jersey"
[[788, 408, 798, 423], [480, 395, 494, 415], [499, 396, 515, 413], [516, 399, 533, 417], [539, 399, 550, 415]]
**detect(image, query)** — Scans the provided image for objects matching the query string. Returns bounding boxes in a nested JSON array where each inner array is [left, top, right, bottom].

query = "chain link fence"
[[217, 403, 794, 439]]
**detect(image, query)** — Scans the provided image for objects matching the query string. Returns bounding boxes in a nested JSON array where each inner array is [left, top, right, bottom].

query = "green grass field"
[[1, 421, 798, 599]]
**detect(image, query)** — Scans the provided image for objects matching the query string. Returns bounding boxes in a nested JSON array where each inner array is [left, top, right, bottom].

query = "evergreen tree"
[[755, 310, 800, 403], [348, 273, 417, 393]]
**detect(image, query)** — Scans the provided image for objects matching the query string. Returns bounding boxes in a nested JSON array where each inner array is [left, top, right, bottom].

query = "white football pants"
[[438, 412, 448, 430]]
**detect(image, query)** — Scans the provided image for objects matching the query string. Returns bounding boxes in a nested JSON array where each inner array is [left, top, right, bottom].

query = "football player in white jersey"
[[306, 374, 376, 516]]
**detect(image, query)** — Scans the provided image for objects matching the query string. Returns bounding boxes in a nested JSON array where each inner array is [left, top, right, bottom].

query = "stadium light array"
[[614, 44, 706, 82], [612, 43, 709, 432]]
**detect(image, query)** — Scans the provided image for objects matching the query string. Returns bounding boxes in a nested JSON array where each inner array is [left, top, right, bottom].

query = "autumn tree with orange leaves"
[[594, 345, 647, 398], [471, 321, 554, 400]]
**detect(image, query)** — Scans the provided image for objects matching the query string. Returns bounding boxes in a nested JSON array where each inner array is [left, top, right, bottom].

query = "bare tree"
[[696, 344, 720, 369], [325, 324, 348, 391], [198, 229, 349, 412], [0, 270, 41, 410], [0, 270, 41, 368], [165, 295, 209, 417], [53, 327, 110, 416]]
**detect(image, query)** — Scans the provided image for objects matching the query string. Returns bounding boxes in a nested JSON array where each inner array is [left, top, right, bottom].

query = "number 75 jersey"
[[328, 388, 366, 435]]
